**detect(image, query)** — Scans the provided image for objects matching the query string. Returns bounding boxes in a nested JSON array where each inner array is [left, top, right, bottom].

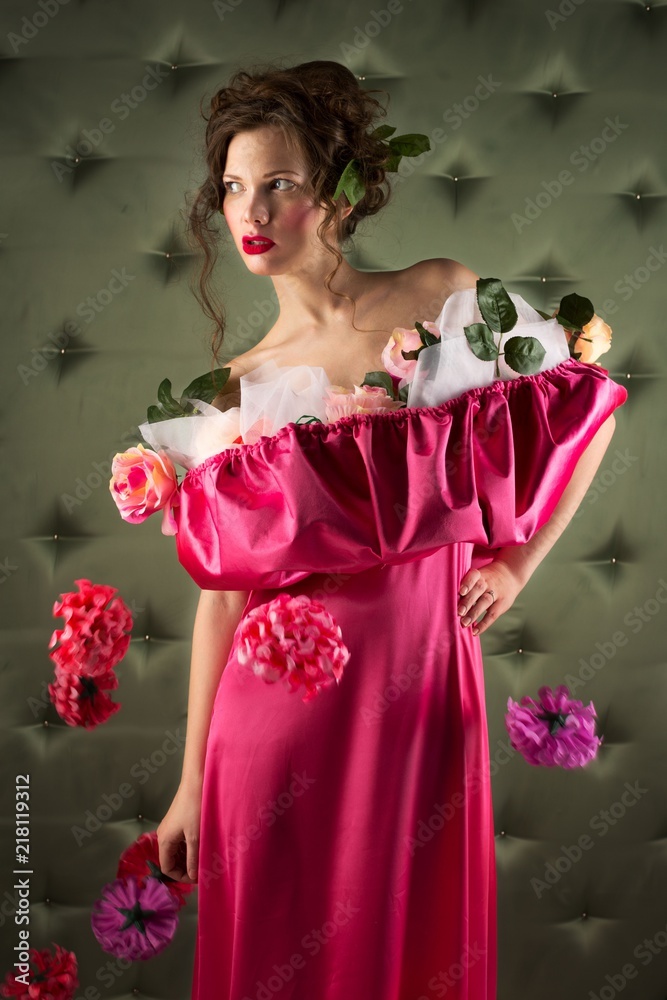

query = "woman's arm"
[[179, 587, 250, 790], [455, 412, 619, 637], [493, 412, 618, 588]]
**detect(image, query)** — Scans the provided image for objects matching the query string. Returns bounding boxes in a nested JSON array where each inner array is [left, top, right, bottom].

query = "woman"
[[157, 59, 626, 999]]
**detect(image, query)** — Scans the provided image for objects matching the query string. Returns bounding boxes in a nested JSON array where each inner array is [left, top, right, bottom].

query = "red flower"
[[48, 579, 133, 677], [117, 831, 196, 906], [48, 664, 121, 730], [0, 941, 78, 999], [236, 593, 351, 702]]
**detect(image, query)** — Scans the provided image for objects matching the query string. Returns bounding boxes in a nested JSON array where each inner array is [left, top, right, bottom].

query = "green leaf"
[[464, 322, 499, 361], [333, 160, 366, 206], [146, 403, 170, 424], [384, 153, 403, 172], [534, 307, 554, 321], [371, 124, 397, 140], [415, 320, 439, 347], [503, 335, 546, 375], [476, 278, 518, 334], [557, 292, 594, 330], [387, 133, 431, 157], [181, 367, 231, 404], [361, 369, 396, 397], [156, 378, 184, 416], [295, 415, 323, 424], [398, 383, 410, 404]]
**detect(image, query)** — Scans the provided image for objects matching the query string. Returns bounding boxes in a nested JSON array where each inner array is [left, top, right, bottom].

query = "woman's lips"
[[242, 236, 276, 255]]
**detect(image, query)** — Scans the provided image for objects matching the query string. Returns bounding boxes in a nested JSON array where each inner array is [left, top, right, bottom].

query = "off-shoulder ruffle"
[[173, 357, 628, 591]]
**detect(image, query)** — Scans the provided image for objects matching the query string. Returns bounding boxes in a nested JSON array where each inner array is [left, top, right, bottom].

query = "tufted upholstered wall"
[[0, 0, 665, 998]]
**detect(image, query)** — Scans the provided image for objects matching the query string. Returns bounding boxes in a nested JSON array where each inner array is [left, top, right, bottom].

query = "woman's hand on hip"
[[457, 559, 525, 637]]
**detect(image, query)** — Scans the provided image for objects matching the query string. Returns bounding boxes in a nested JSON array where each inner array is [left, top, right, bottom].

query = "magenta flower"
[[505, 684, 602, 768], [236, 593, 351, 702], [90, 876, 179, 960]]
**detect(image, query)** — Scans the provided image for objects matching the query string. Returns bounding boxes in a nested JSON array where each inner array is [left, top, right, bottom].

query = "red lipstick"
[[242, 235, 275, 255]]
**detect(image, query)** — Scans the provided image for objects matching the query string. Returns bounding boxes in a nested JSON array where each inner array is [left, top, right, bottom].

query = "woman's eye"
[[222, 178, 294, 193]]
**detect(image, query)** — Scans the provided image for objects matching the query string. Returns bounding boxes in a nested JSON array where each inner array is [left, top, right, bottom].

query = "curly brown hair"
[[184, 58, 396, 372]]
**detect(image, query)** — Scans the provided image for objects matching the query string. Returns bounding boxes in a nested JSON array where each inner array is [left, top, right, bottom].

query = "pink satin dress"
[[174, 356, 628, 1000]]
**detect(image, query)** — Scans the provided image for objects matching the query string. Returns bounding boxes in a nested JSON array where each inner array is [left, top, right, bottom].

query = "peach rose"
[[323, 383, 404, 422], [381, 321, 441, 381], [575, 314, 613, 364], [109, 444, 179, 536], [553, 311, 613, 366]]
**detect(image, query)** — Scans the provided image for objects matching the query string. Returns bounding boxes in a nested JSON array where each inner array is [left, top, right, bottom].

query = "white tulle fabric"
[[405, 287, 571, 408], [138, 288, 571, 470]]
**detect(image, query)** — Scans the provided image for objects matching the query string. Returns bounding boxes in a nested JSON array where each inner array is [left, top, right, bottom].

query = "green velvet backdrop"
[[1, 1, 664, 998]]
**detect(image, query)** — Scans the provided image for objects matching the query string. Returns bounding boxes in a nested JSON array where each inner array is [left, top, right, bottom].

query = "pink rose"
[[381, 321, 441, 381], [109, 443, 179, 536], [323, 383, 404, 422]]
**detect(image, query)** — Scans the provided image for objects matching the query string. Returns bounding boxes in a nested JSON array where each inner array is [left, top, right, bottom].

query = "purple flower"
[[505, 684, 602, 769], [91, 876, 179, 960]]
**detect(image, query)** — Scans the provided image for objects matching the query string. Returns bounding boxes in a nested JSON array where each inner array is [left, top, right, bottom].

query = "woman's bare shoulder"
[[408, 256, 480, 293]]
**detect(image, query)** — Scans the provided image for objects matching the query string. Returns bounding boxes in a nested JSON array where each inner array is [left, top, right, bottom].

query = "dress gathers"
[[172, 354, 628, 1000]]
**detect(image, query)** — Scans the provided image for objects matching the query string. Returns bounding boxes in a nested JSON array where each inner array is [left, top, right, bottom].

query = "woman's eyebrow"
[[223, 169, 302, 179]]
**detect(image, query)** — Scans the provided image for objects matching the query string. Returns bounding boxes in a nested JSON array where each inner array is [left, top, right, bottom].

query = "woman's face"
[[220, 125, 341, 274]]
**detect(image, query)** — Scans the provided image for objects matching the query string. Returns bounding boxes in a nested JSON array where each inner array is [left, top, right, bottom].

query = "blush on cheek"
[[279, 203, 320, 234]]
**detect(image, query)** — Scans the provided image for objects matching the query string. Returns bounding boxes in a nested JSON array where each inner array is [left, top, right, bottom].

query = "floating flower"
[[48, 579, 133, 676], [48, 663, 121, 729], [569, 313, 612, 365], [381, 320, 441, 381], [117, 831, 196, 907], [109, 444, 180, 536], [90, 876, 179, 961], [236, 593, 351, 701], [0, 941, 79, 1000], [505, 684, 602, 769], [323, 383, 404, 421]]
